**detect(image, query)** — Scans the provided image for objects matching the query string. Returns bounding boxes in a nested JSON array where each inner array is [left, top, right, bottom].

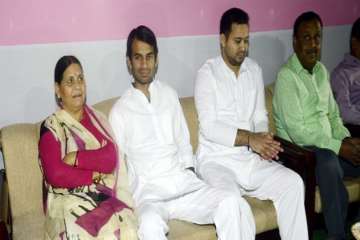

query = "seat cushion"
[[315, 177, 360, 213], [168, 220, 216, 240], [167, 197, 277, 240], [246, 197, 277, 233]]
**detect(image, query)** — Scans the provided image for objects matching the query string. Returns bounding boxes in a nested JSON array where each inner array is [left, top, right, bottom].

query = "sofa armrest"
[[0, 129, 2, 150], [274, 136, 316, 239], [1, 124, 43, 224]]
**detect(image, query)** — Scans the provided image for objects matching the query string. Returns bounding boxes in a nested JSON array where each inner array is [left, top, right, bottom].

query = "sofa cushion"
[[167, 197, 277, 240], [1, 124, 43, 221], [314, 178, 360, 213], [180, 97, 199, 153]]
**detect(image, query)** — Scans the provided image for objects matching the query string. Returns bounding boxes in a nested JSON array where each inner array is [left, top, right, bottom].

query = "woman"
[[38, 55, 137, 239]]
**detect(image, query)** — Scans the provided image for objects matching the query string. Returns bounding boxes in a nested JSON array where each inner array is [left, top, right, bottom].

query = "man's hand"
[[249, 132, 283, 160], [339, 137, 360, 165]]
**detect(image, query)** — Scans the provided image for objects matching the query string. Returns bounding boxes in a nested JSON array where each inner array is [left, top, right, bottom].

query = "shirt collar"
[[290, 53, 321, 75], [344, 53, 360, 66], [219, 55, 249, 77]]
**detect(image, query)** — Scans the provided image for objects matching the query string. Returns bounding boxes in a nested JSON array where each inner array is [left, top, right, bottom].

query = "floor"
[[313, 218, 357, 240]]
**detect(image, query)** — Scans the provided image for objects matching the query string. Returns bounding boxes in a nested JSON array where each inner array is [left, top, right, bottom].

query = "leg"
[[313, 148, 348, 239], [245, 159, 308, 240], [339, 157, 360, 222], [192, 163, 256, 239], [137, 202, 169, 240]]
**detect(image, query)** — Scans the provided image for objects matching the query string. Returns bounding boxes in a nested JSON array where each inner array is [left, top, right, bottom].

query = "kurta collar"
[[219, 55, 250, 79], [344, 53, 360, 66], [290, 53, 321, 75], [131, 78, 157, 100]]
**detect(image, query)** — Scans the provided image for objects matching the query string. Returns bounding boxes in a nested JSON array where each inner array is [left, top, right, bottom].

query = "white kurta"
[[109, 80, 205, 206], [194, 56, 308, 240], [110, 80, 247, 240]]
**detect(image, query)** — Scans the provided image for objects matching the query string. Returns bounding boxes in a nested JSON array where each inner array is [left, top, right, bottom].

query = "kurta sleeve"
[[327, 70, 350, 140], [253, 66, 269, 133], [173, 93, 194, 169], [273, 69, 344, 154], [109, 105, 127, 161], [39, 128, 93, 188], [194, 69, 238, 147], [76, 141, 117, 174], [331, 68, 360, 125]]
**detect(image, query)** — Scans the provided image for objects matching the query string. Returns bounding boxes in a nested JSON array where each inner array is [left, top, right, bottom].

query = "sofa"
[[1, 84, 360, 240]]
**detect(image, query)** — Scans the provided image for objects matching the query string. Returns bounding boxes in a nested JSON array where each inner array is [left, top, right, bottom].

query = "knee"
[[138, 210, 168, 239], [284, 170, 305, 195], [316, 150, 342, 177], [218, 190, 251, 214]]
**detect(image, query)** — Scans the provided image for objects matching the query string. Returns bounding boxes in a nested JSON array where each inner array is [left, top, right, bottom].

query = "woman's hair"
[[54, 55, 82, 84]]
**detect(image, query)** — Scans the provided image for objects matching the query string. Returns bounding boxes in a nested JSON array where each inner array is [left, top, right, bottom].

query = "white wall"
[[0, 25, 351, 128]]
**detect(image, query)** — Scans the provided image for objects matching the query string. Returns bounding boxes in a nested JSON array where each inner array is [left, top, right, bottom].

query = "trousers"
[[198, 156, 308, 240], [137, 184, 248, 240]]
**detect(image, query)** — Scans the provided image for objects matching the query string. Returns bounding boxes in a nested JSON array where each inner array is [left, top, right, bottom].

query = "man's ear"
[[220, 33, 226, 49], [154, 56, 159, 74], [292, 37, 297, 51], [126, 57, 132, 74], [351, 37, 358, 49], [155, 56, 159, 68]]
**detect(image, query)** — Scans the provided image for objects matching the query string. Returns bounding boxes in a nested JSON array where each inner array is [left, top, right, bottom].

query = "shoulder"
[[39, 115, 60, 143], [196, 57, 220, 88], [317, 61, 328, 74], [156, 81, 178, 98], [277, 60, 298, 83], [111, 87, 133, 113], [244, 57, 262, 73], [331, 59, 347, 78], [197, 57, 219, 76], [40, 120, 50, 138]]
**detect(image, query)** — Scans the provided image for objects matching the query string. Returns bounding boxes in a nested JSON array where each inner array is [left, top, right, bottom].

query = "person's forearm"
[[234, 129, 251, 147]]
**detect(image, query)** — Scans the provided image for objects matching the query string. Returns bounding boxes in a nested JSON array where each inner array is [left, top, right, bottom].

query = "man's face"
[[221, 23, 249, 68], [294, 19, 322, 72], [352, 37, 360, 60], [127, 39, 158, 85]]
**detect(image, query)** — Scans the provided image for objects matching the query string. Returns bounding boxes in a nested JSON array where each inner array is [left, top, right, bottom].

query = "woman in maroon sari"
[[38, 55, 137, 239]]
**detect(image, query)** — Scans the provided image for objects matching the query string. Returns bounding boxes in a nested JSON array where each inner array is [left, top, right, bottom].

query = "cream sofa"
[[2, 85, 360, 239]]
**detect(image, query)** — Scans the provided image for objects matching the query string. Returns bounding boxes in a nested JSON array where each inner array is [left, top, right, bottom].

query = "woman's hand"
[[63, 151, 77, 166]]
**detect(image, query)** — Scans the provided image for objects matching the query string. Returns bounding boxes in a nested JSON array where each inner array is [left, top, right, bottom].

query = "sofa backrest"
[[2, 123, 43, 220], [265, 84, 276, 133], [92, 83, 275, 154], [1, 83, 275, 224]]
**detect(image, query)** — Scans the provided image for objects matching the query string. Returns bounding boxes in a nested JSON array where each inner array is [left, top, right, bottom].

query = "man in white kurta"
[[194, 8, 308, 240], [110, 25, 246, 240]]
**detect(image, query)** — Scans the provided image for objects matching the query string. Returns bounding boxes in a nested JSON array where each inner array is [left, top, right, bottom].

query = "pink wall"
[[0, 0, 359, 45]]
